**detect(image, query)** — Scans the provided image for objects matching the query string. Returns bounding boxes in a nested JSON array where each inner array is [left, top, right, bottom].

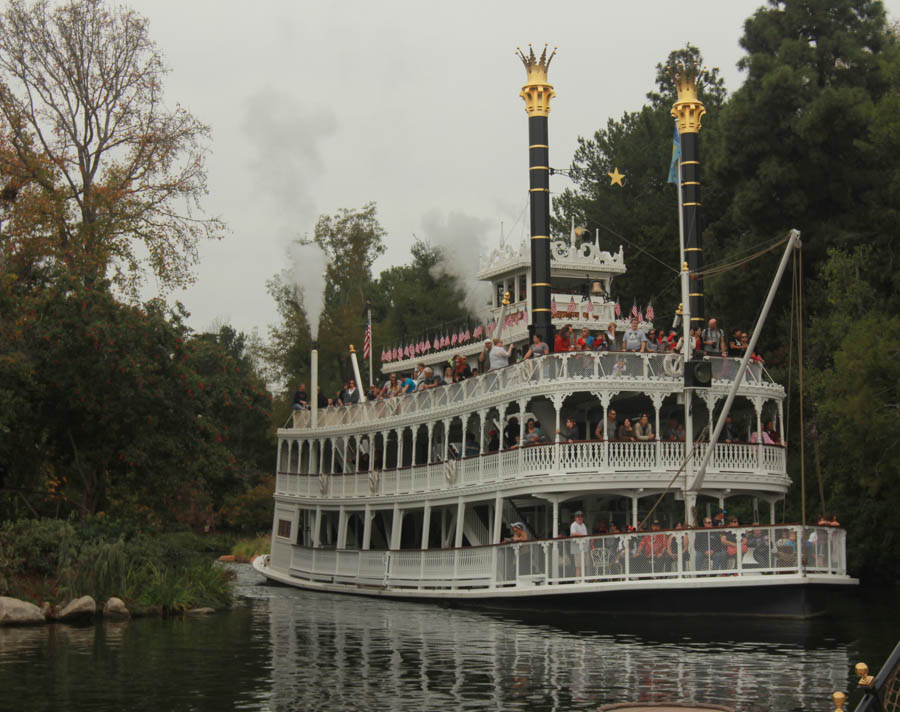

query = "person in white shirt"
[[489, 338, 514, 370], [570, 510, 588, 578], [622, 317, 647, 352], [570, 510, 588, 537]]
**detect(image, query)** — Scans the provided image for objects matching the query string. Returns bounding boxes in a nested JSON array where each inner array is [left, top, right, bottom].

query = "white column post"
[[421, 503, 431, 550], [517, 399, 527, 472], [769, 500, 776, 525], [318, 438, 325, 475], [754, 397, 764, 471], [411, 426, 418, 467], [599, 393, 610, 468], [552, 497, 559, 539], [313, 505, 322, 548], [354, 436, 361, 473], [552, 393, 564, 472], [652, 393, 663, 471], [631, 495, 638, 528], [778, 400, 785, 445], [396, 428, 404, 470], [493, 492, 503, 544], [442, 419, 451, 462], [478, 409, 487, 454], [390, 503, 402, 550], [426, 422, 435, 465], [337, 506, 347, 549], [362, 504, 372, 550], [454, 498, 465, 548]]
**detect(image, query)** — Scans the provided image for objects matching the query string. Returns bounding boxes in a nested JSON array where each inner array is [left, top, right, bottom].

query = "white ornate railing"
[[289, 353, 775, 430], [274, 441, 787, 499], [285, 525, 848, 591]]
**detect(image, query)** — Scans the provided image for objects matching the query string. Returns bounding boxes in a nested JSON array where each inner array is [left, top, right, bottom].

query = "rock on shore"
[[56, 595, 97, 622], [102, 597, 130, 619], [0, 596, 45, 625]]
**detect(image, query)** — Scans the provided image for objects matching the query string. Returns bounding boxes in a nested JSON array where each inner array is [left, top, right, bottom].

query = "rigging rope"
[[797, 250, 807, 528], [694, 235, 789, 278], [591, 222, 681, 274]]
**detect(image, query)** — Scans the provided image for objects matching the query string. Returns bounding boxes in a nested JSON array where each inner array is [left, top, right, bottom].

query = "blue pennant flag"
[[667, 126, 681, 184]]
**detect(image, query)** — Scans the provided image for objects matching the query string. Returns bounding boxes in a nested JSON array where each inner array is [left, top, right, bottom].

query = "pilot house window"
[[277, 519, 292, 538]]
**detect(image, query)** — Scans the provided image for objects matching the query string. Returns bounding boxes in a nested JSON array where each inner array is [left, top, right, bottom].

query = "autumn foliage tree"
[[0, 0, 223, 295]]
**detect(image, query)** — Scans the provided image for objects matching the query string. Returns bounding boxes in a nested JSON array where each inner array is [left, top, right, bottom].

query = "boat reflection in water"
[[259, 582, 852, 711]]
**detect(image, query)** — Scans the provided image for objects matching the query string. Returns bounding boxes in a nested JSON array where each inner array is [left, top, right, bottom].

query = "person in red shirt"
[[575, 327, 591, 351], [554, 325, 573, 353], [635, 520, 669, 572]]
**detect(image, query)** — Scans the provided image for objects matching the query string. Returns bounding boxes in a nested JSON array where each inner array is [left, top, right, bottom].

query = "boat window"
[[277, 519, 292, 539], [519, 274, 527, 302]]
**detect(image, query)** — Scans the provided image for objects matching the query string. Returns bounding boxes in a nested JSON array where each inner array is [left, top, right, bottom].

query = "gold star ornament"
[[608, 167, 625, 187]]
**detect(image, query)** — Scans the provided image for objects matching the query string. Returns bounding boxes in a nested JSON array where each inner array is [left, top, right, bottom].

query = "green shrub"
[[0, 517, 235, 610], [231, 535, 270, 562]]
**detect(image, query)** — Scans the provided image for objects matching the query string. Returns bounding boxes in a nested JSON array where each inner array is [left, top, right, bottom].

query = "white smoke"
[[241, 87, 337, 228], [241, 87, 336, 340], [288, 241, 330, 340], [421, 209, 493, 315]]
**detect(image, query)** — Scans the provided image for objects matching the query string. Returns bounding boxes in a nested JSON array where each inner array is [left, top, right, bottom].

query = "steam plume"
[[421, 209, 492, 315], [289, 241, 329, 339]]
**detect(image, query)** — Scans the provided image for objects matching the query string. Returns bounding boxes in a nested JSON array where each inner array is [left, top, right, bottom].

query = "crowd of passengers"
[[502, 509, 841, 573], [292, 317, 764, 410]]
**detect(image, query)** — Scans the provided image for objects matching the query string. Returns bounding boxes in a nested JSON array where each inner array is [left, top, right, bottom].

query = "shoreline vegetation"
[[0, 518, 240, 625]]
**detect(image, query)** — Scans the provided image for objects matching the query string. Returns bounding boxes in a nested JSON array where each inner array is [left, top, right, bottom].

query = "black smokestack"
[[671, 63, 707, 328], [517, 45, 557, 345]]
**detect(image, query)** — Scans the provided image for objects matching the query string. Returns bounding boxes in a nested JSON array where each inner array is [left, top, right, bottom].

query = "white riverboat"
[[254, 51, 856, 617]]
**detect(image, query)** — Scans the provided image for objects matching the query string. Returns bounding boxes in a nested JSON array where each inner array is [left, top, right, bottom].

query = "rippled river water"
[[0, 565, 896, 712]]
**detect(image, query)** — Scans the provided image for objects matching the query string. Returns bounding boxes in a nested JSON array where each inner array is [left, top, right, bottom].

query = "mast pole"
[[690, 230, 802, 491]]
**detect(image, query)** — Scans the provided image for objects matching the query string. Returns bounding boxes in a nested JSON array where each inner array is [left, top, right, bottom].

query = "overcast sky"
[[130, 0, 900, 339]]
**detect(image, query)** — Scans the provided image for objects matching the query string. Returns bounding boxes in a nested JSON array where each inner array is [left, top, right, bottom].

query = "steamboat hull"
[[253, 555, 855, 619]]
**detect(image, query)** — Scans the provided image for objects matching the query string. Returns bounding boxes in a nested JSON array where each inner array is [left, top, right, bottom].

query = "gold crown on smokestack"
[[517, 44, 557, 117], [669, 60, 707, 134]]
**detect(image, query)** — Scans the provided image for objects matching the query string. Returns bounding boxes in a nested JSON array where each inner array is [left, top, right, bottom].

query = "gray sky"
[[130, 0, 900, 338]]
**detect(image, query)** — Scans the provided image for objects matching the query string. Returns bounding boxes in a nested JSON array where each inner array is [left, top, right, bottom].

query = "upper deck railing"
[[289, 353, 780, 432], [276, 440, 787, 500]]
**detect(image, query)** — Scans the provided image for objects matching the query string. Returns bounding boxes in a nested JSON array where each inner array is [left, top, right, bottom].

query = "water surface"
[[0, 565, 895, 711]]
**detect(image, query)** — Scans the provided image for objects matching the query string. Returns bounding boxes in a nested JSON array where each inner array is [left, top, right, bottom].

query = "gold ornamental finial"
[[502, 291, 511, 306], [517, 44, 557, 117], [832, 691, 847, 712], [669, 60, 707, 134], [856, 662, 874, 687]]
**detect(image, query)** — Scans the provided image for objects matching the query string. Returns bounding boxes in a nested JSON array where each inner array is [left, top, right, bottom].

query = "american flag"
[[451, 332, 458, 346], [586, 299, 594, 315], [425, 337, 431, 351], [631, 301, 638, 318], [473, 325, 483, 339], [615, 298, 621, 317], [551, 297, 557, 313], [645, 302, 655, 321], [363, 310, 372, 359], [568, 296, 576, 312], [637, 309, 644, 323]]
